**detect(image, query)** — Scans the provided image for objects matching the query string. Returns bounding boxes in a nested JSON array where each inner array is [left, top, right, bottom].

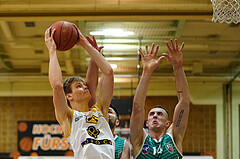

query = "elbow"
[[105, 67, 113, 77], [179, 99, 190, 108], [50, 81, 63, 91], [132, 100, 144, 113]]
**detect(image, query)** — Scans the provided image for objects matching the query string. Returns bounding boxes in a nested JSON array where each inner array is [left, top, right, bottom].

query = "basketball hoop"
[[211, 0, 240, 24]]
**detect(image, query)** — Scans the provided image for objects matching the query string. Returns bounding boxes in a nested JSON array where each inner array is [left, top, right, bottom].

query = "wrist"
[[49, 49, 56, 54], [173, 65, 183, 70], [81, 39, 91, 49], [142, 70, 153, 76]]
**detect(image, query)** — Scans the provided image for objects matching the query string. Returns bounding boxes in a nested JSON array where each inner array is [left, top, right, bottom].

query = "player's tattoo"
[[176, 110, 184, 127], [177, 91, 183, 93]]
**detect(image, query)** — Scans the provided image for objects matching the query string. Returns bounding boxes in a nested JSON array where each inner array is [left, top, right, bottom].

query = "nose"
[[153, 113, 158, 119]]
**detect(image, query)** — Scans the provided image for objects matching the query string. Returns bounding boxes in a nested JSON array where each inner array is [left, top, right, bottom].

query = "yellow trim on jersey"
[[92, 104, 101, 111], [63, 109, 74, 138]]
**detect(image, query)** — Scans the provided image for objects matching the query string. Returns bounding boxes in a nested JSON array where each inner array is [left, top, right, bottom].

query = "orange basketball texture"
[[19, 137, 33, 152], [51, 21, 79, 51]]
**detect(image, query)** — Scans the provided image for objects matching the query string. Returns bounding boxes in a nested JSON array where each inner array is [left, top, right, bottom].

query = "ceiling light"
[[86, 57, 138, 61], [97, 39, 138, 43], [105, 57, 124, 61], [110, 64, 117, 69], [90, 29, 134, 37], [137, 64, 140, 68], [103, 44, 138, 51]]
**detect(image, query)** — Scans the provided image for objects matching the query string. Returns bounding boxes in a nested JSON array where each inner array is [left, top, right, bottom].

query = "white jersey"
[[64, 105, 115, 159]]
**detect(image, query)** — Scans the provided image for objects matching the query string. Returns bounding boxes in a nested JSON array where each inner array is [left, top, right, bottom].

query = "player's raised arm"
[[74, 27, 113, 119], [130, 44, 164, 157], [85, 36, 104, 107], [163, 39, 190, 152], [45, 27, 71, 135]]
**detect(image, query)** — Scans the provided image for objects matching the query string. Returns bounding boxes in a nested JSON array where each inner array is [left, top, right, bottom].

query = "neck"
[[111, 128, 116, 138], [71, 101, 90, 112], [148, 128, 166, 141]]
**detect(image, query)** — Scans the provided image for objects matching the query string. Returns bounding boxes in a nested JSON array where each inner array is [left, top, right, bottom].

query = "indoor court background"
[[0, 0, 239, 159]]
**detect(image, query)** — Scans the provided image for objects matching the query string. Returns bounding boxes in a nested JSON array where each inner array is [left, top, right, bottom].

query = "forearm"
[[86, 59, 98, 106], [173, 65, 190, 103], [82, 42, 112, 75], [131, 71, 151, 133], [134, 70, 152, 106], [49, 51, 63, 88]]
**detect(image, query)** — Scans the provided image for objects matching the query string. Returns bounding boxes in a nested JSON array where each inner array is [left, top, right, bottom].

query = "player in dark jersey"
[[130, 39, 190, 159], [108, 104, 131, 159]]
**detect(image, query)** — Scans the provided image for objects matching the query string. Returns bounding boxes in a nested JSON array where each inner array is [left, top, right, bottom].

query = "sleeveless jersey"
[[65, 105, 115, 159], [136, 132, 183, 159], [114, 135, 125, 159]]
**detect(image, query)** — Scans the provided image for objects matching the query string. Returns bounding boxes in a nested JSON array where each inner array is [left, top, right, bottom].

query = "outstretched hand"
[[72, 23, 86, 46], [85, 36, 104, 53], [139, 43, 165, 73], [163, 39, 184, 68], [44, 27, 56, 53]]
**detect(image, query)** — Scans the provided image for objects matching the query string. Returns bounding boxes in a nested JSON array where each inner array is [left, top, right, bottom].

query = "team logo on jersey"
[[87, 126, 100, 138], [75, 115, 83, 122], [86, 115, 99, 124], [142, 144, 150, 154], [165, 143, 174, 154]]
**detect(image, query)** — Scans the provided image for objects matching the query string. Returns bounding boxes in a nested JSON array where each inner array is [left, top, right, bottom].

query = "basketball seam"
[[61, 24, 74, 51], [58, 21, 64, 50]]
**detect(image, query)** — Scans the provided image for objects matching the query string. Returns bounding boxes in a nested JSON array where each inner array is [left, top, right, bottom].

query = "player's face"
[[147, 108, 169, 130], [70, 81, 91, 102], [108, 108, 118, 129]]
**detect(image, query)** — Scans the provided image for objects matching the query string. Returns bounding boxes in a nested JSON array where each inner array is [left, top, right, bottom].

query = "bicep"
[[52, 87, 71, 125], [97, 73, 114, 116], [130, 102, 146, 156]]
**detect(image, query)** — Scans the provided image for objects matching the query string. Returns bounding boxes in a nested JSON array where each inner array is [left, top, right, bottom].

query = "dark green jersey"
[[136, 133, 183, 159], [115, 135, 125, 159]]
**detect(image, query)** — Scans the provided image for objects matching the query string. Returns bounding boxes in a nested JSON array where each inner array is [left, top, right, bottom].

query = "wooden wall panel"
[[0, 96, 216, 155]]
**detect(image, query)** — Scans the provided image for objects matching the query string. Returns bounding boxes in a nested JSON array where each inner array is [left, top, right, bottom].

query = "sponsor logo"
[[165, 143, 174, 154], [75, 116, 83, 122], [142, 144, 149, 154], [86, 115, 99, 124], [81, 138, 112, 147]]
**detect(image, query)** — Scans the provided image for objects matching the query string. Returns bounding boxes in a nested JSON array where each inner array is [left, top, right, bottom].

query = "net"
[[211, 0, 240, 24]]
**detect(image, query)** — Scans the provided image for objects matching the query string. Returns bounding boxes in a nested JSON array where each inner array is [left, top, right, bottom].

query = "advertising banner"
[[18, 121, 72, 156]]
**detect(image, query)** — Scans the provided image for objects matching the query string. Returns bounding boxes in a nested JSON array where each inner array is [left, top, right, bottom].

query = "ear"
[[165, 120, 171, 128], [115, 119, 120, 127], [146, 120, 149, 127], [66, 93, 73, 102]]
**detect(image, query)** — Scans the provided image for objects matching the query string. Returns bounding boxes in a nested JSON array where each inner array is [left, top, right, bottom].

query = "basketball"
[[51, 21, 79, 51]]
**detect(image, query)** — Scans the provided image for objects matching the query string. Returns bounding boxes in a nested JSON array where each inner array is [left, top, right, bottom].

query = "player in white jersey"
[[45, 25, 114, 158]]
